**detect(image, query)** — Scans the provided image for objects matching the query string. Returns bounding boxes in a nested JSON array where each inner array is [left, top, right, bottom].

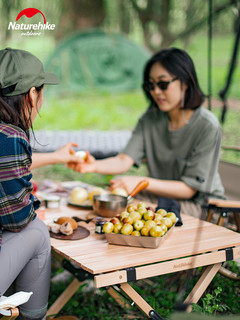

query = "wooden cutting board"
[[50, 226, 90, 240]]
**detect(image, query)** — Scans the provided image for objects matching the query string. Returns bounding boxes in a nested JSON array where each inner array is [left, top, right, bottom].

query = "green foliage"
[[173, 34, 240, 99], [192, 287, 229, 315]]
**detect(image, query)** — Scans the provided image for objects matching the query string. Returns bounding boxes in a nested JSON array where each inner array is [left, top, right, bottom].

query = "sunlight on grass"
[[35, 91, 147, 130]]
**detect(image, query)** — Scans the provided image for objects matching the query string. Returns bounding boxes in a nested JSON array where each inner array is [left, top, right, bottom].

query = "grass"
[[35, 91, 147, 131]]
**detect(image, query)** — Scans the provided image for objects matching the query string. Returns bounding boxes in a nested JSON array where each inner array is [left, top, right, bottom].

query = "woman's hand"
[[68, 152, 97, 173], [53, 142, 81, 164], [31, 142, 82, 169], [109, 176, 148, 194]]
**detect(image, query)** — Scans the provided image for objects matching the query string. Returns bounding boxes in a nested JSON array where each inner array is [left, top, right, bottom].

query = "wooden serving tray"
[[50, 226, 90, 240], [105, 222, 176, 249]]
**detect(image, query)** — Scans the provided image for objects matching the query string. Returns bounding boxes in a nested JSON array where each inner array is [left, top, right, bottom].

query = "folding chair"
[[206, 161, 240, 232], [206, 160, 240, 281], [0, 307, 19, 320], [0, 291, 32, 320]]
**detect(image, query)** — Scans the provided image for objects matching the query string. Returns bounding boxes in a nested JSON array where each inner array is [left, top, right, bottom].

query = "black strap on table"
[[225, 247, 234, 261], [62, 259, 94, 281], [126, 267, 136, 282]]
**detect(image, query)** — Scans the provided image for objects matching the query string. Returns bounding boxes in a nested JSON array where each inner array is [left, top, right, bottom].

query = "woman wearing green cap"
[[0, 48, 78, 320]]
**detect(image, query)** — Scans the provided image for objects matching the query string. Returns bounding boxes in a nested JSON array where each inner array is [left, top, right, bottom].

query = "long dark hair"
[[142, 48, 205, 109], [0, 85, 43, 138]]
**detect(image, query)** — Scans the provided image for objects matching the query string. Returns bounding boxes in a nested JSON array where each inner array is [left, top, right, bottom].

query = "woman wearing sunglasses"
[[71, 48, 224, 217]]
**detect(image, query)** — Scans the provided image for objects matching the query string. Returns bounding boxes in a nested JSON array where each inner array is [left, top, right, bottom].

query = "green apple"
[[154, 213, 163, 221], [144, 220, 156, 229], [129, 211, 141, 222], [162, 217, 173, 228], [122, 216, 134, 225], [110, 217, 120, 225], [158, 222, 167, 234], [113, 223, 123, 234], [102, 222, 114, 233], [166, 212, 177, 223], [137, 202, 147, 209], [143, 209, 155, 221], [149, 226, 165, 237], [119, 211, 129, 221], [133, 219, 144, 231], [121, 223, 133, 235], [141, 226, 150, 236], [131, 230, 141, 236], [137, 206, 147, 216], [156, 208, 168, 217], [154, 218, 164, 225], [127, 204, 138, 213]]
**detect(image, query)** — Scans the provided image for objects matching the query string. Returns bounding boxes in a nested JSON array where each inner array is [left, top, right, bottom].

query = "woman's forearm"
[[95, 154, 134, 175], [31, 143, 81, 170], [31, 153, 61, 169], [147, 178, 197, 199]]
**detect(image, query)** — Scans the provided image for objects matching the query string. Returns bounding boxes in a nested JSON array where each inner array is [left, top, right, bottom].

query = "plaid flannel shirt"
[[0, 123, 39, 251]]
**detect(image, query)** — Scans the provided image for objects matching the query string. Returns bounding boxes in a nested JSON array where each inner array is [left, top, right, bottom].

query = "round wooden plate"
[[50, 226, 90, 240]]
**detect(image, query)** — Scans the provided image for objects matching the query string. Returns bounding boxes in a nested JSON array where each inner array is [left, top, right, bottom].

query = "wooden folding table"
[[44, 203, 240, 319]]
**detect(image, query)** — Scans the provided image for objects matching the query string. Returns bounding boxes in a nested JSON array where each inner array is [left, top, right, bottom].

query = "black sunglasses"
[[143, 77, 178, 92]]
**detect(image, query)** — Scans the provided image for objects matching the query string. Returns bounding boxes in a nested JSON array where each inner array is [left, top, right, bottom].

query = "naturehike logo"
[[8, 8, 55, 36], [16, 8, 46, 24]]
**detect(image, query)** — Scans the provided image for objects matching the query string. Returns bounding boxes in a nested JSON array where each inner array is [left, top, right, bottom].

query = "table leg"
[[107, 287, 131, 309], [206, 208, 214, 222], [233, 212, 240, 232], [47, 278, 82, 318], [217, 215, 225, 226], [184, 262, 222, 312], [120, 283, 164, 319]]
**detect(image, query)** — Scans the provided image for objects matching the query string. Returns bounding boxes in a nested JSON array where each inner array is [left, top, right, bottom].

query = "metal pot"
[[92, 179, 149, 218]]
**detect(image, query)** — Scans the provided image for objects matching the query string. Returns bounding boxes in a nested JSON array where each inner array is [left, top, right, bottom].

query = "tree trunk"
[[119, 0, 130, 34], [56, 0, 106, 40]]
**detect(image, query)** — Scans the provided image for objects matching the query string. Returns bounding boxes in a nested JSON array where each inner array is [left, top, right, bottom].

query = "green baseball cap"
[[0, 48, 60, 96]]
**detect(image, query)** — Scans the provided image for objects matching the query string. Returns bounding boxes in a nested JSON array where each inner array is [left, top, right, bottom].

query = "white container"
[[44, 195, 60, 209]]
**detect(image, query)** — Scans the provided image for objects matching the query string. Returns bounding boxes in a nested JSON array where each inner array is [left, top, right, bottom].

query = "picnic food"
[[121, 223, 133, 235], [111, 187, 128, 197], [102, 221, 114, 233], [75, 150, 87, 160], [48, 222, 61, 234], [56, 216, 78, 230], [102, 202, 177, 238], [88, 187, 107, 204], [167, 211, 177, 223], [149, 225, 165, 237], [49, 217, 78, 236], [70, 186, 89, 204], [60, 222, 73, 235]]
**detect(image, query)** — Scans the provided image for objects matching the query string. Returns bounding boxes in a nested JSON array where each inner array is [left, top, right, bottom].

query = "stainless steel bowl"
[[93, 194, 128, 217], [92, 179, 149, 218]]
